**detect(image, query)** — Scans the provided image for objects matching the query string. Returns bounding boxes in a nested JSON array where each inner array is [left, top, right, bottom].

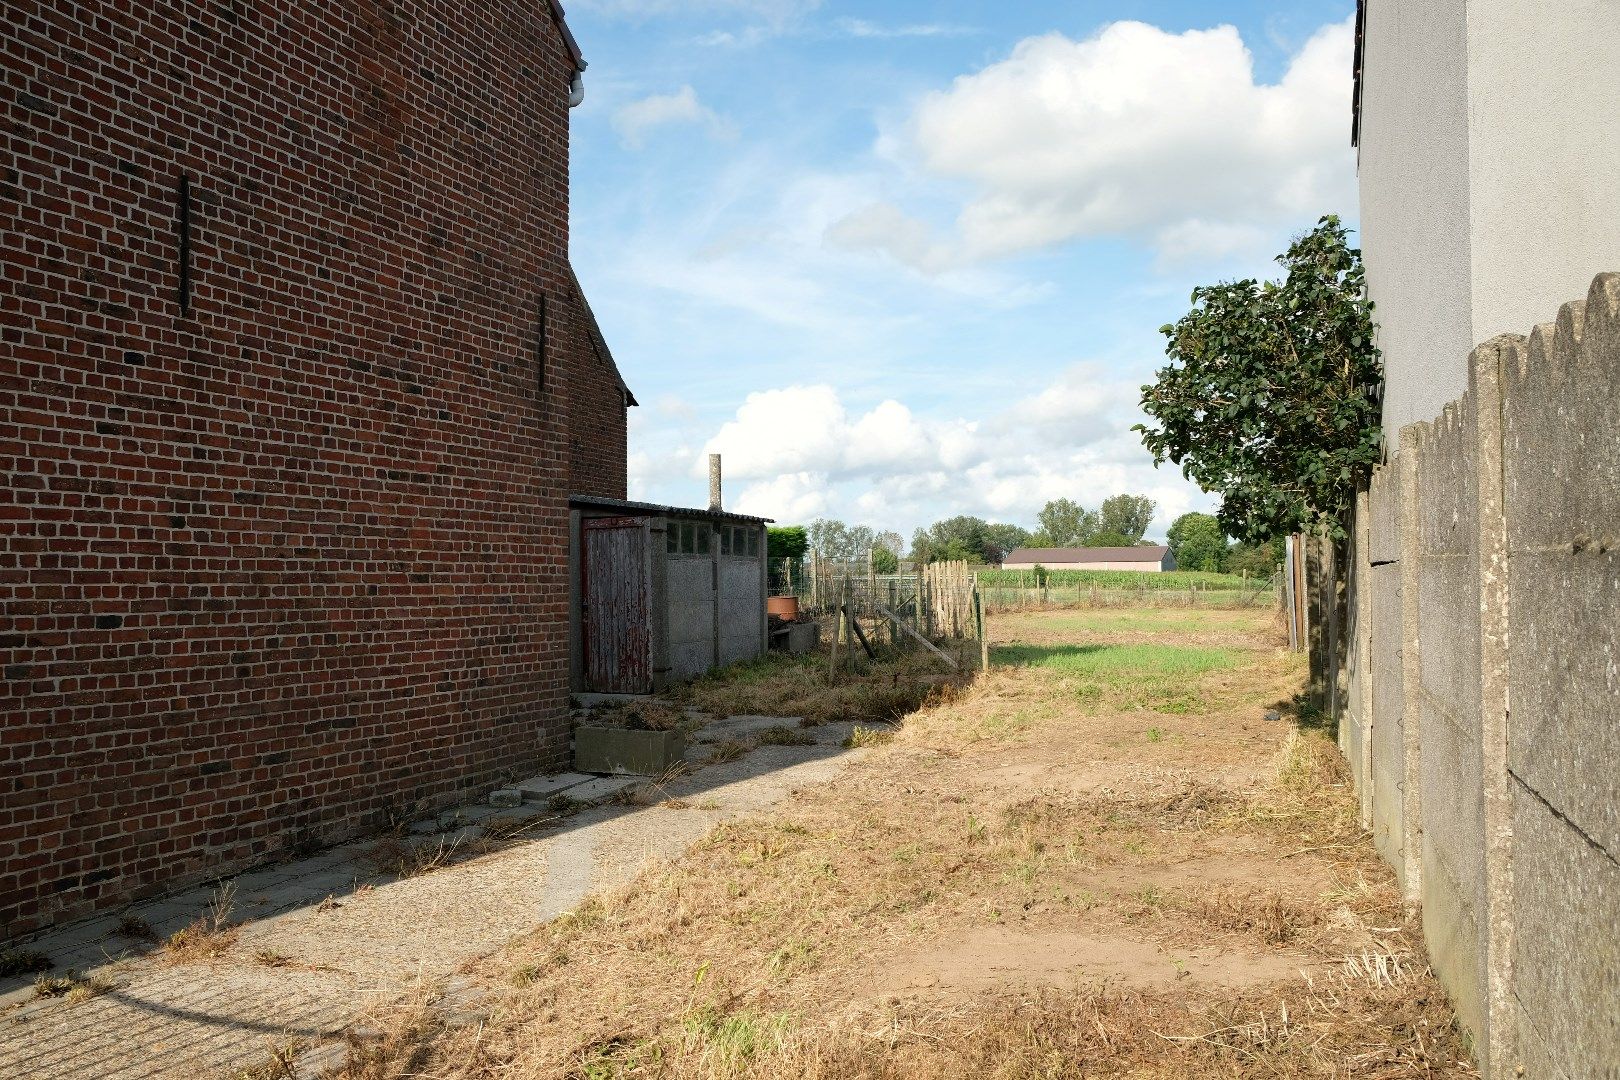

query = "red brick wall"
[[0, 1, 618, 939], [564, 287, 628, 501]]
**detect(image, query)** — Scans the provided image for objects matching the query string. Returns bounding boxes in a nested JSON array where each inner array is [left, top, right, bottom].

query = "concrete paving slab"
[[565, 776, 644, 802], [515, 772, 594, 801], [693, 714, 809, 741]]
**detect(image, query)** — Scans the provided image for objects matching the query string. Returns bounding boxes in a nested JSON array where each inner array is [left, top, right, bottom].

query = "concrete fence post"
[[1352, 484, 1375, 829], [1471, 336, 1515, 1076], [1396, 426, 1424, 905]]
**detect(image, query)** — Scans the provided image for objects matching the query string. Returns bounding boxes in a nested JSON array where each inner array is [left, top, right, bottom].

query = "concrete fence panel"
[[1343, 272, 1620, 1078], [1412, 396, 1490, 1048], [1500, 275, 1620, 1077]]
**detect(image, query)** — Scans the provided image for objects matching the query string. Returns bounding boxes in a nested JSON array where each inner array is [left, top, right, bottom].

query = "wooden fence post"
[[976, 587, 989, 672]]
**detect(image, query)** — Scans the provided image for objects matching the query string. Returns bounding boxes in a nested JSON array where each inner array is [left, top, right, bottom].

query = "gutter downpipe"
[[568, 68, 586, 109]]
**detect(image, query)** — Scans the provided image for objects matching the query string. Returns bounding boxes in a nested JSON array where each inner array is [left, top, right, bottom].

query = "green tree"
[[806, 518, 851, 558], [870, 545, 899, 574], [1227, 539, 1285, 577], [1097, 494, 1156, 544], [767, 526, 808, 561], [1136, 216, 1383, 542], [1087, 530, 1136, 548], [912, 515, 993, 563], [983, 523, 1032, 563], [1166, 512, 1228, 572], [1033, 498, 1098, 547]]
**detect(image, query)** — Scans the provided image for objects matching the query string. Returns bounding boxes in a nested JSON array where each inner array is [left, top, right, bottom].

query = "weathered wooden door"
[[582, 516, 652, 694]]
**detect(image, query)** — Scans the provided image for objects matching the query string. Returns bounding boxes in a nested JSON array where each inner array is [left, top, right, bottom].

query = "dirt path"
[[327, 606, 1475, 1079]]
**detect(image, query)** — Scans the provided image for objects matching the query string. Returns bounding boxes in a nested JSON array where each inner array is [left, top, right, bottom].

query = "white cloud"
[[835, 18, 976, 39], [613, 86, 734, 149], [682, 365, 1210, 539], [858, 18, 1355, 269], [731, 472, 830, 521], [823, 202, 956, 275]]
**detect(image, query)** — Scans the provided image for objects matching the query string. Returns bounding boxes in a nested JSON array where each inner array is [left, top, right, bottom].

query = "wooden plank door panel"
[[582, 517, 652, 694]]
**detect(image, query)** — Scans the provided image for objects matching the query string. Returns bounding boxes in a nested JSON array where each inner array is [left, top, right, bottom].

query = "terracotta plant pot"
[[766, 595, 800, 622]]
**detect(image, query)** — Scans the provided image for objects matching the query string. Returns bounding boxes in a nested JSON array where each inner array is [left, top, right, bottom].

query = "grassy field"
[[975, 568, 1264, 591], [335, 607, 1470, 1080]]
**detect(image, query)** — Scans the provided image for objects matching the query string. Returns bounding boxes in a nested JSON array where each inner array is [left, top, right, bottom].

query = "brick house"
[[0, 0, 632, 939]]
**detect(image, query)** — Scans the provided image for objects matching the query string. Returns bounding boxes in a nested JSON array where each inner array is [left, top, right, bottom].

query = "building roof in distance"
[[1004, 546, 1170, 564]]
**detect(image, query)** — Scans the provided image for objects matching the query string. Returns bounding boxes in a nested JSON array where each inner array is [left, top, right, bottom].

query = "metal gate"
[[581, 516, 652, 694]]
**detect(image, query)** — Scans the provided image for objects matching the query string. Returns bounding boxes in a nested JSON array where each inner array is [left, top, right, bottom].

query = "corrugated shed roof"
[[1004, 546, 1170, 564], [569, 495, 772, 525]]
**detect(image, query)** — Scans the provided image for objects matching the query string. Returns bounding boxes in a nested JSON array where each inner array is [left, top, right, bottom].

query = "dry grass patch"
[[668, 646, 966, 727], [327, 607, 1470, 1079], [164, 883, 239, 964], [32, 969, 116, 1005]]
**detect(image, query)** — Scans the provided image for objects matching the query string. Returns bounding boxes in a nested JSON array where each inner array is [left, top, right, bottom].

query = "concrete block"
[[574, 726, 685, 776], [488, 789, 522, 809], [565, 775, 643, 803], [515, 772, 593, 802], [771, 620, 819, 654], [1509, 784, 1620, 1078], [1506, 549, 1620, 857]]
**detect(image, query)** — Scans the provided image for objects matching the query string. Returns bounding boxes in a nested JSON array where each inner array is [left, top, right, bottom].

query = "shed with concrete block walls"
[[569, 496, 770, 694]]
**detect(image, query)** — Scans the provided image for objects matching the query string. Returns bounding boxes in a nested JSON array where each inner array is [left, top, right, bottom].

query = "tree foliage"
[[910, 515, 1023, 564], [1166, 512, 1228, 573], [1136, 216, 1383, 543], [1226, 539, 1285, 577], [1032, 498, 1097, 547], [767, 526, 809, 561], [806, 519, 877, 560], [1097, 494, 1155, 544], [1028, 495, 1156, 547], [1086, 530, 1137, 548], [983, 523, 1032, 563], [870, 545, 899, 574], [911, 516, 985, 564]]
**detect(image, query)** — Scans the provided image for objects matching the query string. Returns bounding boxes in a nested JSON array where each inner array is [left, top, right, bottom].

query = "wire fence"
[[767, 555, 1286, 675], [771, 556, 986, 672]]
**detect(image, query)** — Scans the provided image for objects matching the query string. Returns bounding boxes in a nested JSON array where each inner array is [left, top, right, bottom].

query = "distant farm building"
[[1002, 546, 1177, 572]]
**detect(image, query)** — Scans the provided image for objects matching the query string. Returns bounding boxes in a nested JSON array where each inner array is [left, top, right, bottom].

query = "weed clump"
[[0, 949, 52, 978], [580, 700, 685, 732], [163, 883, 238, 964]]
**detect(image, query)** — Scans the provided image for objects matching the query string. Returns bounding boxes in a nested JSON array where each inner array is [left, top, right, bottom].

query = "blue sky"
[[564, 0, 1359, 543]]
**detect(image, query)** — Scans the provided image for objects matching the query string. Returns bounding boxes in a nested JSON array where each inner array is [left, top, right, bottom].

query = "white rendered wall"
[[1463, 1, 1620, 345], [1359, 0, 1620, 441], [1358, 0, 1473, 439]]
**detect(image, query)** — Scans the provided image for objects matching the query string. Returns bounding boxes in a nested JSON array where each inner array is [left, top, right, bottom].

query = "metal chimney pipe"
[[708, 454, 723, 512]]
